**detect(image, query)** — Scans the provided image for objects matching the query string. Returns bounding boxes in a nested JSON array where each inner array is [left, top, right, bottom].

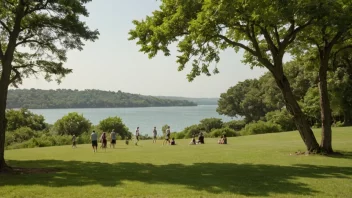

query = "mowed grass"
[[1, 128, 352, 198]]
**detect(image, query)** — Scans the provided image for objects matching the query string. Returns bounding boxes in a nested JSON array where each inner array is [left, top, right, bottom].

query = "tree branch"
[[274, 26, 280, 45], [0, 20, 11, 33], [25, 0, 49, 15], [328, 31, 344, 49], [9, 67, 22, 85], [259, 26, 278, 55], [13, 64, 35, 69], [215, 34, 256, 55], [282, 19, 314, 49]]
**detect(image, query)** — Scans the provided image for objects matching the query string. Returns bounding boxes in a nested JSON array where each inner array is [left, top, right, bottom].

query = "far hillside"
[[7, 89, 197, 109], [156, 96, 218, 105]]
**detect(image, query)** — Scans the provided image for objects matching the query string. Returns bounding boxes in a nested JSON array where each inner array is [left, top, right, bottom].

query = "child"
[[190, 137, 196, 145], [218, 135, 223, 144], [170, 137, 176, 145]]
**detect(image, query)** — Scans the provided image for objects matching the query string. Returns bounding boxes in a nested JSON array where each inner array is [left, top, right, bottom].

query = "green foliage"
[[209, 127, 237, 138], [0, 1, 99, 87], [265, 109, 296, 131], [241, 121, 282, 136], [173, 131, 186, 139], [161, 124, 169, 136], [223, 120, 246, 131], [182, 124, 204, 138], [7, 89, 197, 109], [199, 118, 223, 132], [6, 108, 47, 131], [51, 112, 92, 136], [217, 79, 278, 122], [98, 117, 130, 139]]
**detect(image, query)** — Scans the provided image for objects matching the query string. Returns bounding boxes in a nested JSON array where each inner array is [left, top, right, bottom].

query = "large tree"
[[129, 0, 320, 151], [296, 0, 352, 153], [0, 0, 99, 171]]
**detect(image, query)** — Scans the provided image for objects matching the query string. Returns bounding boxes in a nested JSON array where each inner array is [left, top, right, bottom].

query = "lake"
[[30, 105, 235, 135]]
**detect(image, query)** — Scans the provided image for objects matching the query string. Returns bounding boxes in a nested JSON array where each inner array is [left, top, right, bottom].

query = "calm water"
[[30, 105, 235, 135]]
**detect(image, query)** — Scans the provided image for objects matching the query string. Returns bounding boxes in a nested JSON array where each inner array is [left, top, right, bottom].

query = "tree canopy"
[[0, 0, 99, 171]]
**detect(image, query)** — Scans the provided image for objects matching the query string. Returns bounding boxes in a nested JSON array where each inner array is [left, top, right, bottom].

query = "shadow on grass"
[[326, 151, 352, 160], [2, 160, 352, 197]]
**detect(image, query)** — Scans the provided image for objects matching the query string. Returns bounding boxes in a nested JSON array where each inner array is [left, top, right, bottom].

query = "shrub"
[[199, 118, 223, 132], [240, 121, 282, 136], [51, 112, 92, 136], [6, 108, 47, 131], [332, 121, 344, 127], [209, 127, 237, 138], [182, 124, 204, 138], [98, 116, 130, 139], [223, 120, 246, 131], [173, 131, 186, 139], [265, 109, 296, 131], [11, 127, 36, 142]]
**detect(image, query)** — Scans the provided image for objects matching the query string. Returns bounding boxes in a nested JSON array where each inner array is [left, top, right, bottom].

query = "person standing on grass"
[[152, 126, 157, 143], [101, 132, 107, 151], [110, 129, 117, 148], [91, 130, 98, 152], [72, 134, 77, 148], [135, 127, 140, 145], [163, 126, 171, 145]]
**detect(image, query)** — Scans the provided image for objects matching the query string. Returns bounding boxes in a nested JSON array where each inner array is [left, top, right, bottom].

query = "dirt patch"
[[1, 167, 61, 175]]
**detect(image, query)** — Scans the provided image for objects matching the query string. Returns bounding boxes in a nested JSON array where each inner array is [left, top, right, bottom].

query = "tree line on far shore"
[[7, 89, 197, 109]]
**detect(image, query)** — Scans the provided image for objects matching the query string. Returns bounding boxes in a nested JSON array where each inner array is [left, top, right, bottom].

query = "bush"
[[265, 109, 296, 131], [51, 112, 92, 136], [209, 127, 237, 138], [98, 116, 130, 139], [6, 108, 47, 131], [223, 120, 246, 131], [240, 121, 282, 136], [173, 131, 186, 139], [332, 121, 344, 127], [182, 124, 204, 138], [199, 118, 223, 132]]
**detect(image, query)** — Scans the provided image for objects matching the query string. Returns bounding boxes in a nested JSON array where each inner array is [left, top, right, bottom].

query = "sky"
[[18, 0, 267, 98]]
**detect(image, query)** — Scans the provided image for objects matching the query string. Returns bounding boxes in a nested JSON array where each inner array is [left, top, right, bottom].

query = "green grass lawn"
[[1, 127, 352, 198]]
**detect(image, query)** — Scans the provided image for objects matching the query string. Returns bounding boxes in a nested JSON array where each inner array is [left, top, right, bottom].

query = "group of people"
[[189, 132, 205, 145], [71, 125, 227, 152], [87, 130, 118, 152], [218, 135, 227, 144]]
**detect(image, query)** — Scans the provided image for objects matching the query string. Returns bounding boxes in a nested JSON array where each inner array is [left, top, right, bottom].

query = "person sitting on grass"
[[197, 132, 205, 144], [190, 137, 196, 145], [222, 135, 227, 144], [218, 135, 223, 144], [170, 137, 176, 145]]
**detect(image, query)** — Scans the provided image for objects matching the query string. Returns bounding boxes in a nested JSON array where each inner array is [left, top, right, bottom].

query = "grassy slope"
[[1, 127, 352, 198]]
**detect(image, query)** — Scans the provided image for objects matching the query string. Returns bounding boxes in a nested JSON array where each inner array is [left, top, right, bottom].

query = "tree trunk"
[[0, 1, 25, 172], [0, 61, 11, 172], [274, 74, 320, 152], [318, 56, 333, 153]]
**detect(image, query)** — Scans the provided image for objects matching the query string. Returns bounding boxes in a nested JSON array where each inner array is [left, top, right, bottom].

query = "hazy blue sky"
[[18, 0, 266, 98]]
